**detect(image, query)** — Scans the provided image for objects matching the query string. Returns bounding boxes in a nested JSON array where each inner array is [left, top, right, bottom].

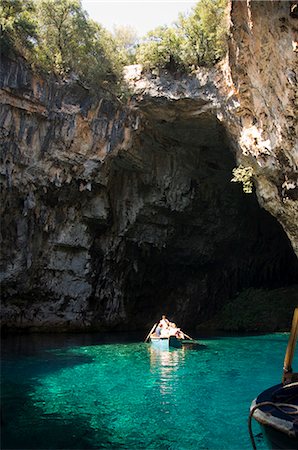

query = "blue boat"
[[250, 382, 298, 449], [249, 308, 298, 450]]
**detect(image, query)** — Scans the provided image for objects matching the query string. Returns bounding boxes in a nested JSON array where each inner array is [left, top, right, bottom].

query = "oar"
[[181, 331, 194, 340], [282, 307, 298, 384], [144, 323, 157, 343]]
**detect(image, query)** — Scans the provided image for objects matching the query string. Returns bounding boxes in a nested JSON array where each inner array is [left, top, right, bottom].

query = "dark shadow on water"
[[1, 371, 129, 449], [1, 334, 119, 449], [1, 382, 115, 449], [1, 331, 145, 357]]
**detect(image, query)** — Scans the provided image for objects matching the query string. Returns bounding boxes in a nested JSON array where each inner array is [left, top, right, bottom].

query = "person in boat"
[[160, 325, 170, 338], [168, 323, 178, 336], [155, 323, 163, 337], [175, 328, 184, 339], [168, 323, 184, 339], [159, 315, 170, 328]]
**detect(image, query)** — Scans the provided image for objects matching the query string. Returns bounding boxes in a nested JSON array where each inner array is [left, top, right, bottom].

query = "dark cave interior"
[[99, 111, 298, 329]]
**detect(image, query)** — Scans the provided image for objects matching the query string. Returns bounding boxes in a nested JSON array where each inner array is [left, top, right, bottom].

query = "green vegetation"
[[136, 0, 228, 72], [33, 0, 125, 89], [231, 165, 254, 194], [1, 0, 229, 94], [197, 286, 298, 332], [1, 0, 128, 94], [0, 0, 37, 56]]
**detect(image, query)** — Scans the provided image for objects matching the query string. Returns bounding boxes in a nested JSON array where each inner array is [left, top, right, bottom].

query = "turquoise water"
[[1, 332, 295, 449]]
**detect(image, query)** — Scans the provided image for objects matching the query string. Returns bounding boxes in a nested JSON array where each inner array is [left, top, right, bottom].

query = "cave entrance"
[[107, 111, 298, 330]]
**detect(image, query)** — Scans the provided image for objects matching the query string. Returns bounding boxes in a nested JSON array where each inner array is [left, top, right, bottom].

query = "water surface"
[[1, 332, 294, 449]]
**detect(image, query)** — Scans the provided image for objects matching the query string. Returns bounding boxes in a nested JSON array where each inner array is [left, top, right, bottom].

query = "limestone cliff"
[[225, 0, 298, 255], [1, 1, 297, 332]]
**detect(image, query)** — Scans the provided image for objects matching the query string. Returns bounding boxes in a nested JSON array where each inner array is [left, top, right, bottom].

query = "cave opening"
[[105, 111, 298, 330]]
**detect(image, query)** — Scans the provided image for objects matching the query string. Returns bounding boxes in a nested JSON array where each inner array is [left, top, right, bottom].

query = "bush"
[[136, 0, 228, 72], [231, 165, 254, 194], [135, 25, 188, 72]]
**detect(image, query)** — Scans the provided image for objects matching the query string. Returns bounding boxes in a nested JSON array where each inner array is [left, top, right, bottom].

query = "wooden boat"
[[249, 308, 298, 450], [250, 382, 298, 449], [144, 319, 202, 349]]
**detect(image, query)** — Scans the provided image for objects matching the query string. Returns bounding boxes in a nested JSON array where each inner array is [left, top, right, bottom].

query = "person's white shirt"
[[160, 328, 170, 338]]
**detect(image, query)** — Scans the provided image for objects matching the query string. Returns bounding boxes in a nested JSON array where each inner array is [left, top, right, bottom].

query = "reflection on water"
[[149, 346, 186, 396]]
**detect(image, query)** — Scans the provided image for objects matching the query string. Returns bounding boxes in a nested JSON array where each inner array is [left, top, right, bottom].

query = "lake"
[[1, 331, 293, 449]]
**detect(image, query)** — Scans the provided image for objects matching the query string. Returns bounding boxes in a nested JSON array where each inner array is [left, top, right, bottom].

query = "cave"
[[89, 108, 298, 330], [1, 56, 297, 332]]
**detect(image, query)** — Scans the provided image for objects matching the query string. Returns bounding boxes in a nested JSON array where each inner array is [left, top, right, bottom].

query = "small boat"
[[249, 308, 298, 450], [144, 318, 199, 349]]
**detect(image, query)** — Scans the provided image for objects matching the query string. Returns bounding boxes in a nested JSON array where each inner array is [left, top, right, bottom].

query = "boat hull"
[[251, 383, 298, 450], [150, 336, 182, 349], [261, 423, 298, 450]]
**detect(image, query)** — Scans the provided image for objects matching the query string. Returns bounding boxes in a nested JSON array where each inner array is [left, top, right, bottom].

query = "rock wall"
[[0, 56, 138, 330], [1, 1, 297, 332], [225, 0, 298, 255]]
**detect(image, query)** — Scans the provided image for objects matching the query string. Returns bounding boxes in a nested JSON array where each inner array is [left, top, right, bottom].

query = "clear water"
[[1, 332, 295, 449]]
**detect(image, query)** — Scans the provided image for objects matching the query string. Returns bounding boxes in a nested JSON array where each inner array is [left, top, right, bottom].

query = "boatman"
[[159, 315, 170, 328]]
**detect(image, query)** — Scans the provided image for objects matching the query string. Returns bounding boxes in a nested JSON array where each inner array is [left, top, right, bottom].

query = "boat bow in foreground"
[[249, 308, 298, 450], [250, 382, 298, 449]]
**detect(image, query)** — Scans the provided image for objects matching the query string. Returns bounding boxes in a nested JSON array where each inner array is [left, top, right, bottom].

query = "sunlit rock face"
[[224, 0, 298, 255], [1, 1, 298, 332]]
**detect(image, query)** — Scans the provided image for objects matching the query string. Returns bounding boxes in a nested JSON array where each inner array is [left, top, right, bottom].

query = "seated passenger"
[[168, 323, 178, 336], [155, 323, 163, 337]]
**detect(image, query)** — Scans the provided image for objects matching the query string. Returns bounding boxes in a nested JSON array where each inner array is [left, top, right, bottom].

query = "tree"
[[1, 0, 130, 94], [0, 0, 37, 56], [74, 20, 124, 89], [33, 0, 124, 91], [34, 0, 91, 74], [135, 0, 228, 71], [188, 0, 228, 65], [135, 25, 187, 72], [112, 25, 138, 65]]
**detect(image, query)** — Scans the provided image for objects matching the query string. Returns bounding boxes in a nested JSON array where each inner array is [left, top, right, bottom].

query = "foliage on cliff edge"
[[0, 0, 126, 94], [136, 0, 228, 72], [1, 0, 228, 94]]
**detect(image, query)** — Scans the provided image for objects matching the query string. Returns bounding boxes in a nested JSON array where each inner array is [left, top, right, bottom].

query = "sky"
[[81, 1, 197, 37]]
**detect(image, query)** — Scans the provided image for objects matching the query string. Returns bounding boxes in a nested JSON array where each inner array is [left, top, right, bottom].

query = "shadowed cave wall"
[[90, 112, 298, 330]]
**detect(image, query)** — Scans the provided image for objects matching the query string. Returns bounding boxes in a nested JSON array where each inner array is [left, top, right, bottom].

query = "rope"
[[248, 400, 298, 450]]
